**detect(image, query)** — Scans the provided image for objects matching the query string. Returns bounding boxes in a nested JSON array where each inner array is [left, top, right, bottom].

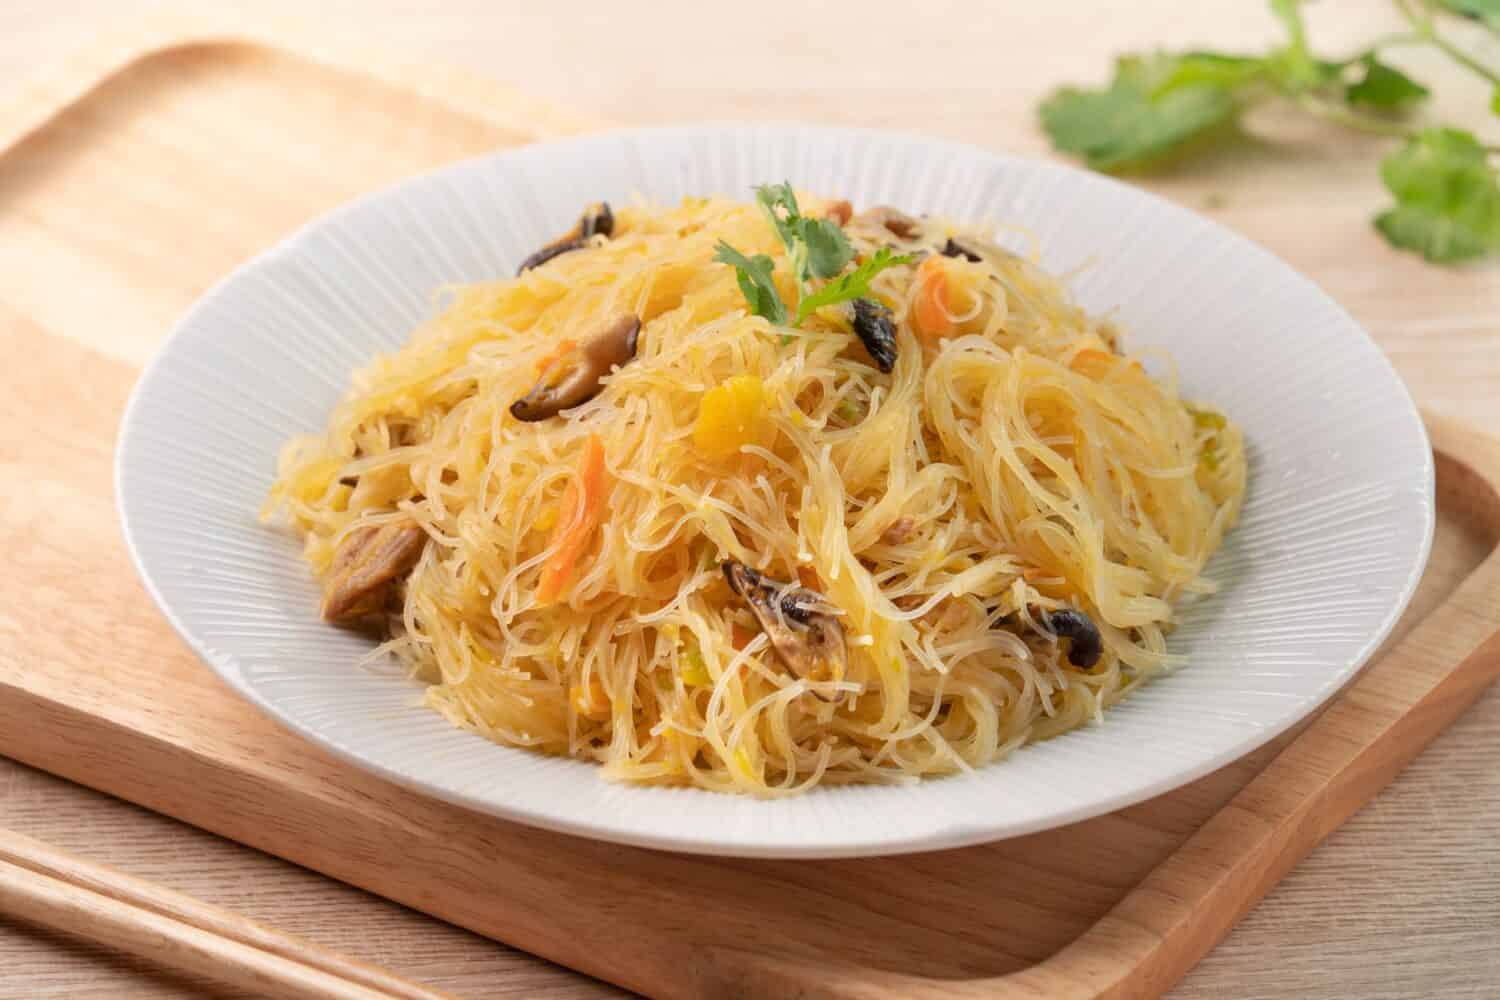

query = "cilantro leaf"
[[795, 217, 854, 279], [1267, 0, 1325, 91], [1438, 0, 1500, 28], [1270, 0, 1306, 45], [1034, 0, 1500, 267], [722, 183, 860, 322], [754, 181, 854, 283], [1039, 54, 1243, 171], [1374, 128, 1500, 263], [794, 248, 915, 324], [755, 182, 800, 249], [1155, 51, 1267, 94], [1345, 55, 1429, 108], [713, 241, 787, 324]]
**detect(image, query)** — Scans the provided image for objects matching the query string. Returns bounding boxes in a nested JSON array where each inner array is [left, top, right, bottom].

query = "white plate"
[[117, 125, 1433, 858]]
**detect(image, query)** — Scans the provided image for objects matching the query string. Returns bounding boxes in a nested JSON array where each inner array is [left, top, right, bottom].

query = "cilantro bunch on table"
[[1038, 0, 1500, 264], [714, 184, 913, 327]]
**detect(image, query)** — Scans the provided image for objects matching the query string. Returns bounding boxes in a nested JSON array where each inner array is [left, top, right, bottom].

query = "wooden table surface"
[[2, 1, 1498, 997]]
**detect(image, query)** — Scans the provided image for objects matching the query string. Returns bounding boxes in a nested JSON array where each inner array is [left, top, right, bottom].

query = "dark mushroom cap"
[[517, 237, 588, 275], [517, 202, 615, 275], [850, 298, 897, 373], [940, 238, 983, 262], [579, 202, 613, 239], [858, 205, 921, 241], [321, 521, 428, 624], [510, 314, 641, 421], [1041, 607, 1103, 669], [721, 560, 848, 698], [941, 234, 1016, 267]]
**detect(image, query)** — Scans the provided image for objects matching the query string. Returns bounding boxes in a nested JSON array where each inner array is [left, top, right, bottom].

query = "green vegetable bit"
[[1265, 0, 1329, 92], [1345, 56, 1430, 109], [717, 185, 911, 329], [1037, 0, 1500, 266], [834, 397, 864, 423], [755, 182, 853, 283], [1038, 54, 1249, 172], [755, 182, 800, 248], [1375, 128, 1500, 263], [794, 247, 914, 324], [797, 214, 855, 279], [1187, 404, 1226, 470], [1440, 0, 1500, 28], [680, 642, 712, 688], [1187, 404, 1228, 431], [713, 241, 786, 325]]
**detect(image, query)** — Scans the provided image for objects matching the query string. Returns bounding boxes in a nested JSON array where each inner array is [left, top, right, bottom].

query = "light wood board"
[[2, 8, 1499, 1000]]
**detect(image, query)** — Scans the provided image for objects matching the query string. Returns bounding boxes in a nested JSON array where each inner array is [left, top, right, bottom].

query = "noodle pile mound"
[[266, 191, 1246, 796]]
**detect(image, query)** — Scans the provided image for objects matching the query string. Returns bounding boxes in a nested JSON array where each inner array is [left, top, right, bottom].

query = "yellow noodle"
[[265, 193, 1246, 796]]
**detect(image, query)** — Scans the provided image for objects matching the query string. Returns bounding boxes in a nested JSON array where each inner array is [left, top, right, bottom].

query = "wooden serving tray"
[[4, 18, 1499, 999]]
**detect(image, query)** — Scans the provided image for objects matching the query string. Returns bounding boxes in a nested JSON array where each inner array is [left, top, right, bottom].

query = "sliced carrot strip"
[[537, 434, 608, 603], [914, 256, 951, 339], [730, 623, 756, 651]]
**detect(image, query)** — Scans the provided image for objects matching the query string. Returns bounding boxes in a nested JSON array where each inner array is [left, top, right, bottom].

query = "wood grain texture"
[[0, 825, 461, 1000], [0, 2, 1497, 998], [0, 761, 626, 1000]]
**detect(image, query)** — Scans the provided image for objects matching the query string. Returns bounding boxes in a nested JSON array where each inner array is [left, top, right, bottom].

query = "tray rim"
[[0, 7, 598, 158], [2, 22, 1497, 1000], [113, 119, 1438, 858], [1005, 411, 1500, 997]]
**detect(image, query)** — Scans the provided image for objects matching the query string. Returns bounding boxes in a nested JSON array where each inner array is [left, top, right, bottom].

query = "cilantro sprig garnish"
[[1377, 127, 1500, 261], [712, 242, 787, 325], [1443, 0, 1500, 29], [794, 248, 912, 324], [716, 184, 914, 326], [755, 182, 855, 286], [1038, 0, 1500, 265]]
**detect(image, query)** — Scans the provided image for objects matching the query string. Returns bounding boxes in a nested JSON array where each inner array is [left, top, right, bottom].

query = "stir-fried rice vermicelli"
[[265, 188, 1246, 796]]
